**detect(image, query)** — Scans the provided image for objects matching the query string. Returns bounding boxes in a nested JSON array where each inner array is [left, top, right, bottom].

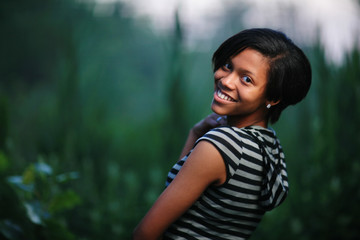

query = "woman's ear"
[[266, 99, 280, 109]]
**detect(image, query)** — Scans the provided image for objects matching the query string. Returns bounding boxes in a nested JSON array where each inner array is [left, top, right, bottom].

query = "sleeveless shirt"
[[163, 125, 289, 240]]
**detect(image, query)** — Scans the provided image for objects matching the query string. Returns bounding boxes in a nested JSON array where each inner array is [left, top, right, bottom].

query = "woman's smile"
[[214, 89, 237, 102]]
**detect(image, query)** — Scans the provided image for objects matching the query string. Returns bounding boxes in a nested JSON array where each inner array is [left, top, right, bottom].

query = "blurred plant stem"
[[0, 96, 8, 150], [162, 9, 189, 163]]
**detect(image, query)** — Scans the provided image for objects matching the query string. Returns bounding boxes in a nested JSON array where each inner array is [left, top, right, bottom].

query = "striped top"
[[164, 125, 289, 240]]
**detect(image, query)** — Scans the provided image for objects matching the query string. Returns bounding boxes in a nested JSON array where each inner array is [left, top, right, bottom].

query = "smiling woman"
[[212, 48, 271, 128], [133, 28, 311, 240]]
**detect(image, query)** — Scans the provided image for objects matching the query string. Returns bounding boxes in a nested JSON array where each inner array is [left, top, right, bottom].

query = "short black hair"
[[212, 28, 312, 123]]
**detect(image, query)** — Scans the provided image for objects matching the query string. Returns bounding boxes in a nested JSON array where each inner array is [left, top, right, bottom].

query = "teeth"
[[217, 90, 234, 102]]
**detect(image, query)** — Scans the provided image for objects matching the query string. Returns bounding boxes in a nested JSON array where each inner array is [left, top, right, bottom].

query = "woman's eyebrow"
[[235, 67, 257, 78]]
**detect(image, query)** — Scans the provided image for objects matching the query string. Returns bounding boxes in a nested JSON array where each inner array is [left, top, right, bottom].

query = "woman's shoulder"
[[198, 126, 241, 144], [201, 125, 274, 144], [195, 126, 256, 154]]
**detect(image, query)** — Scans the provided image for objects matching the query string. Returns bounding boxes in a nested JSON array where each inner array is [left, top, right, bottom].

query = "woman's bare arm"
[[133, 140, 227, 240]]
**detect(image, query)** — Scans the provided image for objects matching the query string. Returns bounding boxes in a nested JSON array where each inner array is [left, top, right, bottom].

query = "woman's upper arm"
[[133, 140, 227, 240]]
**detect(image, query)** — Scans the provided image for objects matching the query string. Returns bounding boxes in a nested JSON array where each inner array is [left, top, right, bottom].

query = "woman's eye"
[[224, 63, 233, 71], [241, 76, 252, 84]]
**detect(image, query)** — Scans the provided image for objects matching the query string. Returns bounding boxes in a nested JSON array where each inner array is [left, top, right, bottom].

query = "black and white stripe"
[[164, 126, 289, 240]]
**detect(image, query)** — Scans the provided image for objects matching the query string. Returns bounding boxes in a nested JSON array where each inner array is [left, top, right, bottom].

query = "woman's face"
[[211, 48, 270, 127]]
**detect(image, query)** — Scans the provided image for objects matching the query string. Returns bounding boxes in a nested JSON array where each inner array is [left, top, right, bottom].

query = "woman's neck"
[[226, 115, 268, 129]]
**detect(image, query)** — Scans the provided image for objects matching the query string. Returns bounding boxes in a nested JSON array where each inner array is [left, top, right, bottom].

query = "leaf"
[[0, 151, 9, 173], [56, 171, 80, 183], [22, 165, 35, 185], [0, 220, 23, 240], [24, 202, 43, 225], [49, 190, 81, 214], [35, 161, 53, 176], [7, 176, 34, 192]]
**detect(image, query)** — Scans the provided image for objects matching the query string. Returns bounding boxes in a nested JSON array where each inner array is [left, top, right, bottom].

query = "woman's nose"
[[218, 72, 236, 90]]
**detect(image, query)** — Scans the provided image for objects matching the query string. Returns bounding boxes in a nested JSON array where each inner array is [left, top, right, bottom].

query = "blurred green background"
[[1, 0, 360, 239]]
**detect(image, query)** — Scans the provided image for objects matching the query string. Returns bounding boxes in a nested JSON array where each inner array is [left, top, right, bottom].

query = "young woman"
[[133, 28, 312, 240]]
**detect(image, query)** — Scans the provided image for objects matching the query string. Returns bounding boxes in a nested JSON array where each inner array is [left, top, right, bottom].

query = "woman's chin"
[[211, 104, 226, 116]]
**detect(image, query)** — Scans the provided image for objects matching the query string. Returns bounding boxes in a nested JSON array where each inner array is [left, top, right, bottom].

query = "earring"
[[266, 104, 271, 109]]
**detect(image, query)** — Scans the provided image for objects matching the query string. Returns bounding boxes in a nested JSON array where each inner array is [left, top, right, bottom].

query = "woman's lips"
[[215, 89, 237, 102]]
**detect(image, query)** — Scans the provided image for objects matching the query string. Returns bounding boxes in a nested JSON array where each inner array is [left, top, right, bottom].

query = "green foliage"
[[0, 152, 9, 172], [0, 154, 80, 240], [1, 0, 360, 239]]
